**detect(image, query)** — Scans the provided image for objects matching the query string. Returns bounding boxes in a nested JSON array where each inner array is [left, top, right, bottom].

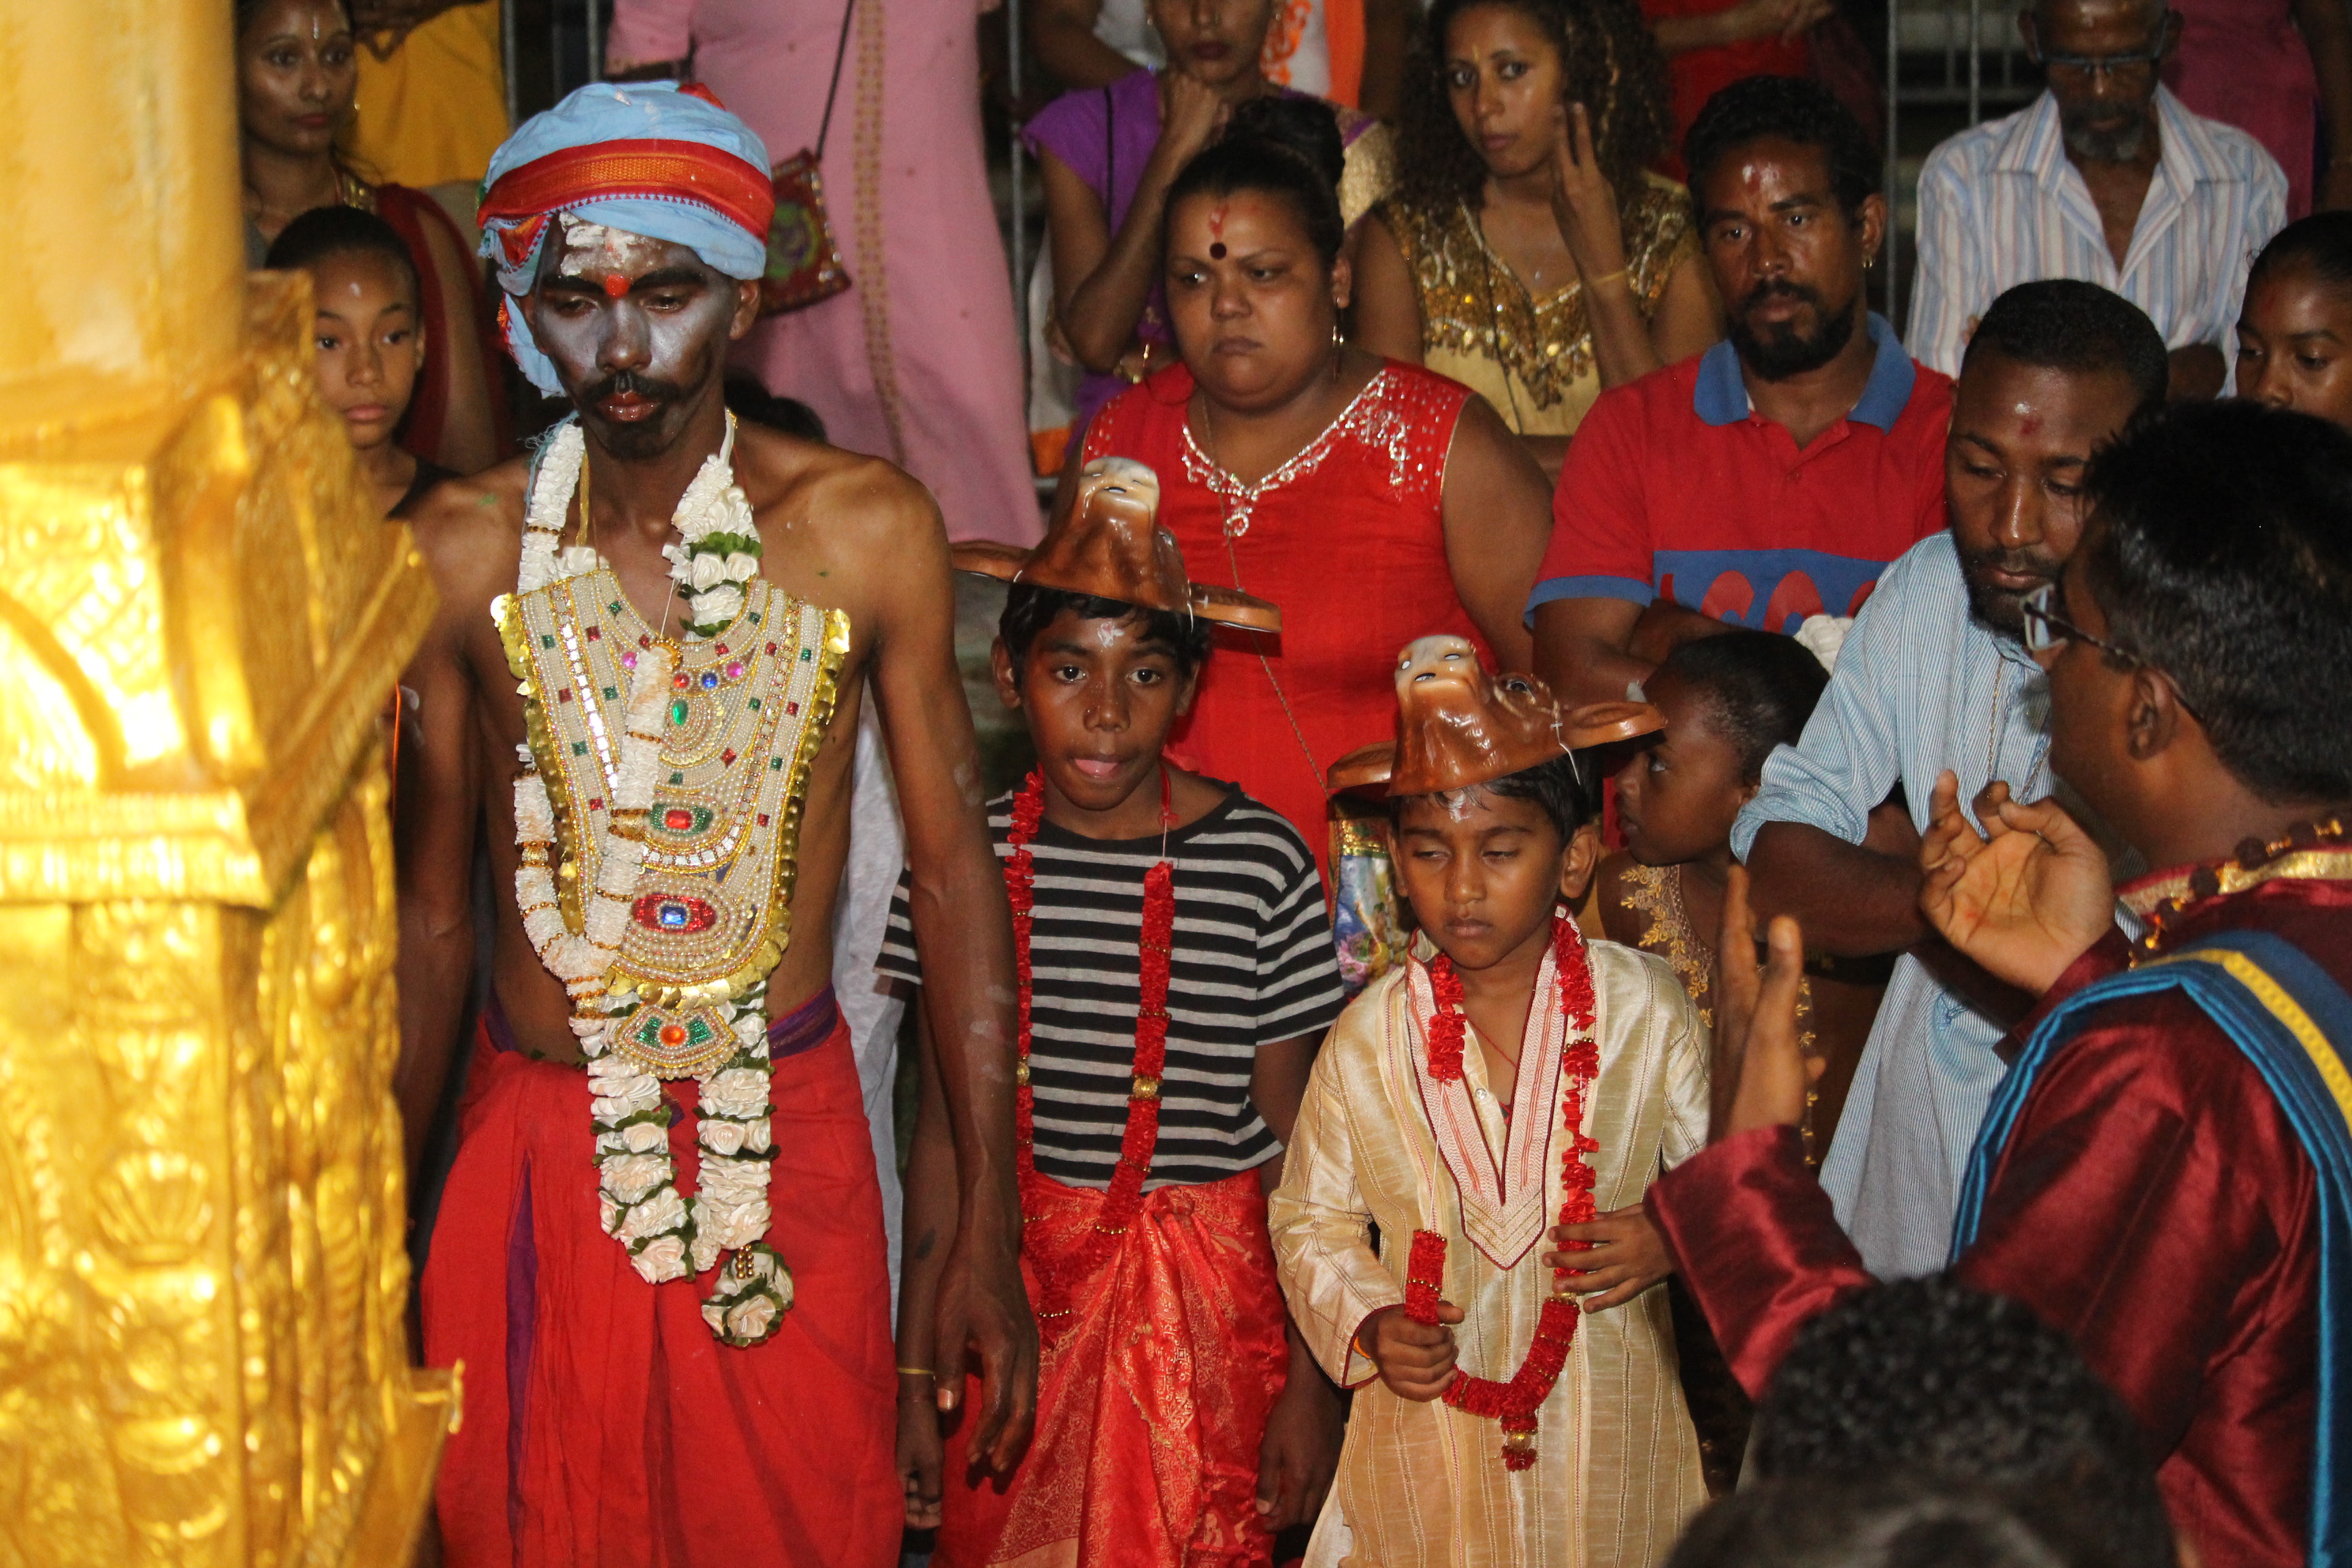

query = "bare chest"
[[2079, 163, 2156, 271]]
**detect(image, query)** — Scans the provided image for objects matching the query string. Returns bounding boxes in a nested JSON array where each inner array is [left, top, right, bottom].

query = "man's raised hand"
[[1918, 771, 2112, 996], [1716, 864, 1816, 1137]]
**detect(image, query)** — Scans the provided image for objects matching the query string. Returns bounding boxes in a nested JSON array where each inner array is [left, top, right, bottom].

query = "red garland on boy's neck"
[[1408, 916, 1601, 1470], [1003, 769, 1177, 1339]]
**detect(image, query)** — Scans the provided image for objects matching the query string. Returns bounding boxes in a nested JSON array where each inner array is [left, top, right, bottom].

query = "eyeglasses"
[[2020, 582, 2203, 721], [2028, 14, 2174, 78]]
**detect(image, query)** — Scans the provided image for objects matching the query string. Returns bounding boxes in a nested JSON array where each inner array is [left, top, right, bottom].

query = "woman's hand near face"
[[1548, 101, 1629, 284], [1159, 69, 1235, 171]]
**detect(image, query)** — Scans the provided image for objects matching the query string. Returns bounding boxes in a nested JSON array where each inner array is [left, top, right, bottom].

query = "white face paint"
[[525, 214, 742, 456], [549, 216, 671, 283], [1432, 785, 1488, 822]]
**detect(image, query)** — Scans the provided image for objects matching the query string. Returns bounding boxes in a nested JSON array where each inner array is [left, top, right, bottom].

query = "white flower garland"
[[508, 414, 787, 1345]]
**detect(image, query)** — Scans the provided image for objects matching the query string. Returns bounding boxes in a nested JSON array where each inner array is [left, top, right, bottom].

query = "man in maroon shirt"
[[1641, 399, 2352, 1568]]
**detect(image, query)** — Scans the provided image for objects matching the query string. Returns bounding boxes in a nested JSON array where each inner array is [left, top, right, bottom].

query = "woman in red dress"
[[1078, 99, 1553, 884]]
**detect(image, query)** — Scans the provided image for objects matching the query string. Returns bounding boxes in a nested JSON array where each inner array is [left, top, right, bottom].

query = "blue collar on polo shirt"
[[1693, 311, 1916, 431]]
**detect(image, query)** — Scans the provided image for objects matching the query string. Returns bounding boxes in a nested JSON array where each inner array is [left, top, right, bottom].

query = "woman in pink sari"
[[605, 0, 1042, 544]]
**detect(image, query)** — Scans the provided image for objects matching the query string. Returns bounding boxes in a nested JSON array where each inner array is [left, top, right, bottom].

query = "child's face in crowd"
[[2236, 263, 2352, 433], [1616, 672, 1754, 868], [991, 610, 1198, 819], [307, 250, 423, 455], [1394, 787, 1597, 973]]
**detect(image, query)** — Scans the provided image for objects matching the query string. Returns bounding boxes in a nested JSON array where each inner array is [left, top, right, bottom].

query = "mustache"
[[576, 369, 691, 406], [1739, 278, 1827, 317], [1958, 542, 2065, 585]]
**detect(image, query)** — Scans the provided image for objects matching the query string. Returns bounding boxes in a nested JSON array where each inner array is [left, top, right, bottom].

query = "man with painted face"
[[1738, 280, 2167, 1279], [395, 84, 1035, 1567], [1531, 76, 1950, 709], [1652, 397, 2352, 1568], [1907, 0, 2286, 399]]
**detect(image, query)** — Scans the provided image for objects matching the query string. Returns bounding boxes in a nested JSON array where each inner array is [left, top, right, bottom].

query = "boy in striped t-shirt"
[[879, 461, 1347, 1567]]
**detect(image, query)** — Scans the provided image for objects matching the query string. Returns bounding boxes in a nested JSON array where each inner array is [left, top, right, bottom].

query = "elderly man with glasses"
[[1907, 0, 2286, 399]]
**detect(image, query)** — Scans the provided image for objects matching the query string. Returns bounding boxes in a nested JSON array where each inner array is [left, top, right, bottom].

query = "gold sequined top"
[[1616, 860, 1825, 1162], [1379, 174, 1700, 437]]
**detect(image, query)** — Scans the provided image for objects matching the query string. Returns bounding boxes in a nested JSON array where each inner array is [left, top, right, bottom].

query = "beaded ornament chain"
[[1003, 768, 1177, 1338], [504, 414, 802, 1348], [1403, 915, 1599, 1470]]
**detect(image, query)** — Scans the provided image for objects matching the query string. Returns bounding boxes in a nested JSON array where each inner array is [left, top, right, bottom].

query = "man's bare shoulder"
[[403, 455, 529, 615], [732, 423, 945, 557]]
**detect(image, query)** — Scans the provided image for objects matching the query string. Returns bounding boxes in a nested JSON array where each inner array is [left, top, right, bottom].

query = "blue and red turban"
[[478, 81, 775, 394]]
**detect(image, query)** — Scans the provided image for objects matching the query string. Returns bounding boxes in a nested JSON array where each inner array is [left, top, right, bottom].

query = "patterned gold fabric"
[[1271, 936, 1711, 1567], [1338, 118, 1397, 232], [1379, 174, 1699, 437]]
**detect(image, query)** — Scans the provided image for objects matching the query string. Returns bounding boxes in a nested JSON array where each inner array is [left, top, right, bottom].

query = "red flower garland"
[[1003, 769, 1177, 1337], [1405, 917, 1601, 1471]]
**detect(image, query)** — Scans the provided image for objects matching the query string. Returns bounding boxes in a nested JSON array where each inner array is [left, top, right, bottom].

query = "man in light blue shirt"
[[1737, 280, 2166, 1276]]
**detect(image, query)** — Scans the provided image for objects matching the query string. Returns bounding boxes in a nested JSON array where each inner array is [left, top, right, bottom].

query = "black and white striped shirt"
[[876, 787, 1344, 1190]]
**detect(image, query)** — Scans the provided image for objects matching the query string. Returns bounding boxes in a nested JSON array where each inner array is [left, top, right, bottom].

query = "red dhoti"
[[937, 1166, 1289, 1568], [423, 990, 898, 1567]]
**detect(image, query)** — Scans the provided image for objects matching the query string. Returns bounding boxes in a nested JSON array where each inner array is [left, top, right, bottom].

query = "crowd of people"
[[235, 0, 2352, 1564]]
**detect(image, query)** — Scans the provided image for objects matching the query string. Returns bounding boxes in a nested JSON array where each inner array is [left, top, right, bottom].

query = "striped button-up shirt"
[[1731, 533, 2057, 1278], [1906, 86, 2285, 378]]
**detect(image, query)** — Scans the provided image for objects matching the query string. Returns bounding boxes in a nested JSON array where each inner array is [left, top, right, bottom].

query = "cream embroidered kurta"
[[1271, 938, 1710, 1567]]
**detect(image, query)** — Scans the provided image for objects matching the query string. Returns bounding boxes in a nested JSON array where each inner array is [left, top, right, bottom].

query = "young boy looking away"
[[883, 460, 1346, 1567], [263, 205, 450, 519], [1272, 637, 1710, 1566]]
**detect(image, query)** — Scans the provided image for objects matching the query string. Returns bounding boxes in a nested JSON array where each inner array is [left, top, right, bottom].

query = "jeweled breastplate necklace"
[[495, 414, 849, 1348]]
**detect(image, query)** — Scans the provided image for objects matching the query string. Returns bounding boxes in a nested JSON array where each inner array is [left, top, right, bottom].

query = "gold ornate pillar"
[[0, 3, 453, 1564]]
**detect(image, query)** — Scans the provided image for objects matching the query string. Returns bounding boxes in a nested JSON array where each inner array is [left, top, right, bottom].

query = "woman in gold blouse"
[[1352, 0, 1720, 477]]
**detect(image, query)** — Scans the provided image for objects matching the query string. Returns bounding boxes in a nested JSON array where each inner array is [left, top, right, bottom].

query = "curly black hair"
[[1392, 0, 1673, 228], [1667, 1476, 2074, 1568], [1654, 630, 1827, 783], [1753, 1276, 2175, 1568], [1684, 74, 1880, 216]]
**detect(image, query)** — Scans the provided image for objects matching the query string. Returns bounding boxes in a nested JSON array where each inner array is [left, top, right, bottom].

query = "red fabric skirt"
[[423, 999, 897, 1567], [936, 1166, 1290, 1568]]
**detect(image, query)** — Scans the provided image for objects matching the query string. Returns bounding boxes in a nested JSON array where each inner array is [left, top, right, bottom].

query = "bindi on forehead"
[[1209, 204, 1229, 260]]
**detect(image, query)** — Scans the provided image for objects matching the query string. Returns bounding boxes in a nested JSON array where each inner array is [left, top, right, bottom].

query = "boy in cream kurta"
[[1269, 636, 1710, 1567]]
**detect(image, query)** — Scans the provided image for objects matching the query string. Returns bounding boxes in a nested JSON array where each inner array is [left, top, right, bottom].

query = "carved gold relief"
[[0, 55, 453, 1563]]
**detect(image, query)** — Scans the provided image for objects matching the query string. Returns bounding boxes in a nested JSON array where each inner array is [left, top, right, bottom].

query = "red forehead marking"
[[1209, 205, 1227, 238], [602, 273, 631, 298], [2019, 415, 2042, 436]]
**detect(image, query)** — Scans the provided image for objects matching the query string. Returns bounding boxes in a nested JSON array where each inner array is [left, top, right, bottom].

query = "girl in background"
[[2237, 211, 2352, 429], [266, 206, 448, 519], [1597, 630, 1891, 1494]]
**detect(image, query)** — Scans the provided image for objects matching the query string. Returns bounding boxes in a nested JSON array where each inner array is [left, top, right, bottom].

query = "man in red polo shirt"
[[1534, 76, 1951, 706]]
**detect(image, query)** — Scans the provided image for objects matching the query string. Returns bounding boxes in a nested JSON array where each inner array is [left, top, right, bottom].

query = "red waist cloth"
[[423, 998, 897, 1567], [936, 1166, 1290, 1568]]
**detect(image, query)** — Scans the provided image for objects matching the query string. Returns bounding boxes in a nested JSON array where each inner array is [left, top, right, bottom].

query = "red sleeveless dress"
[[1083, 360, 1493, 883]]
